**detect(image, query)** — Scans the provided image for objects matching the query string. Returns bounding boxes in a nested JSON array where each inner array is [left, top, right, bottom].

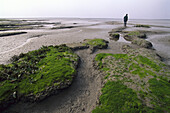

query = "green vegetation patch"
[[84, 39, 108, 49], [125, 31, 147, 39], [0, 45, 79, 109], [135, 24, 151, 28], [131, 38, 153, 48], [92, 81, 150, 113], [127, 31, 141, 37], [148, 78, 170, 112], [110, 33, 119, 37], [109, 33, 120, 41], [93, 49, 170, 112], [95, 53, 167, 79]]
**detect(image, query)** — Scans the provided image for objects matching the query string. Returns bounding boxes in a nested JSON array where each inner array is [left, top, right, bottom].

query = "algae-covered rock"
[[0, 45, 79, 110], [67, 39, 109, 54], [138, 33, 147, 39], [125, 31, 147, 39], [109, 33, 120, 41], [124, 35, 135, 41], [123, 31, 152, 48], [131, 38, 153, 49], [66, 42, 88, 51], [83, 39, 108, 49], [108, 27, 126, 33], [93, 45, 170, 113], [134, 24, 151, 28], [83, 39, 109, 54]]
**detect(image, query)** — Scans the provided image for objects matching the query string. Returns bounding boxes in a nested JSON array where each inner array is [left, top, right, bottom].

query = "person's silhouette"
[[124, 14, 128, 27]]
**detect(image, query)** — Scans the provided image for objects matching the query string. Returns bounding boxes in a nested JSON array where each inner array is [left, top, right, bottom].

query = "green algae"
[[125, 31, 147, 40], [84, 39, 108, 49], [93, 51, 170, 112], [0, 45, 79, 109], [148, 78, 170, 112], [95, 53, 164, 78], [127, 31, 141, 37], [92, 81, 152, 113], [110, 33, 119, 37], [109, 33, 120, 41], [136, 55, 161, 72]]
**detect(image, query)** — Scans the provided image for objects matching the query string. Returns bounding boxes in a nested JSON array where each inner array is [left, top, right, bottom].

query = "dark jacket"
[[124, 15, 128, 22]]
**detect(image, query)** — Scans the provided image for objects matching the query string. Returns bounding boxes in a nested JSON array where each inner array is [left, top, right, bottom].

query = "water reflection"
[[110, 34, 131, 43]]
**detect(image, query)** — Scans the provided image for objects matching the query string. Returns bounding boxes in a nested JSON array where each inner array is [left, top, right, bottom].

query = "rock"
[[134, 24, 151, 28], [67, 39, 108, 52], [138, 34, 147, 39], [131, 38, 153, 49], [83, 39, 109, 51], [109, 33, 120, 41], [123, 35, 135, 41], [108, 27, 126, 33], [66, 43, 88, 51]]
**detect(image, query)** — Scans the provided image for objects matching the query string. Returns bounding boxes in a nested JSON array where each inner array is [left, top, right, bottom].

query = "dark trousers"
[[124, 22, 127, 27]]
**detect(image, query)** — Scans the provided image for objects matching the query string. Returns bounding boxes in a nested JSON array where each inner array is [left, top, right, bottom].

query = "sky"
[[1, 0, 170, 19]]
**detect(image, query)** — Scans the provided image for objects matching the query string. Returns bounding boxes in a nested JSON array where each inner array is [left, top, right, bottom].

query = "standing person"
[[124, 14, 128, 27]]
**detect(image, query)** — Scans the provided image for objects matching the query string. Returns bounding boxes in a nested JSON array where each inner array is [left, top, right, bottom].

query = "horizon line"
[[0, 17, 170, 20]]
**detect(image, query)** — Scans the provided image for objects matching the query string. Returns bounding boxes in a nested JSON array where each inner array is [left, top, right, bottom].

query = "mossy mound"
[[109, 33, 120, 41], [123, 31, 152, 48], [108, 27, 126, 33], [134, 24, 151, 28], [93, 46, 170, 113], [83, 39, 109, 54], [84, 39, 108, 54], [66, 39, 108, 53], [66, 42, 88, 51], [124, 31, 147, 39], [83, 39, 108, 49], [0, 45, 79, 110], [132, 38, 153, 49]]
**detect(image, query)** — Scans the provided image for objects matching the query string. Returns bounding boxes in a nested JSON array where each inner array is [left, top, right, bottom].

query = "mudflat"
[[1, 18, 170, 113]]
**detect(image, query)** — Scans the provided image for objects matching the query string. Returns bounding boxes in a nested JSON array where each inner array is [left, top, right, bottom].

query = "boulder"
[[123, 35, 135, 41], [131, 38, 153, 49], [109, 33, 120, 41]]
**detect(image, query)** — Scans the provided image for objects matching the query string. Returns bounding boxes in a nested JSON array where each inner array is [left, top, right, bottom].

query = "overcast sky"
[[1, 0, 170, 19]]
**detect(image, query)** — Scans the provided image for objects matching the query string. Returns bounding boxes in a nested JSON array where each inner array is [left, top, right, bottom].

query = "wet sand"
[[1, 18, 169, 65], [0, 18, 116, 64], [148, 34, 170, 65]]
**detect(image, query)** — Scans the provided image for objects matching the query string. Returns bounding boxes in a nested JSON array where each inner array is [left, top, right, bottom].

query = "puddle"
[[110, 34, 131, 43], [147, 34, 170, 65], [117, 35, 131, 43]]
